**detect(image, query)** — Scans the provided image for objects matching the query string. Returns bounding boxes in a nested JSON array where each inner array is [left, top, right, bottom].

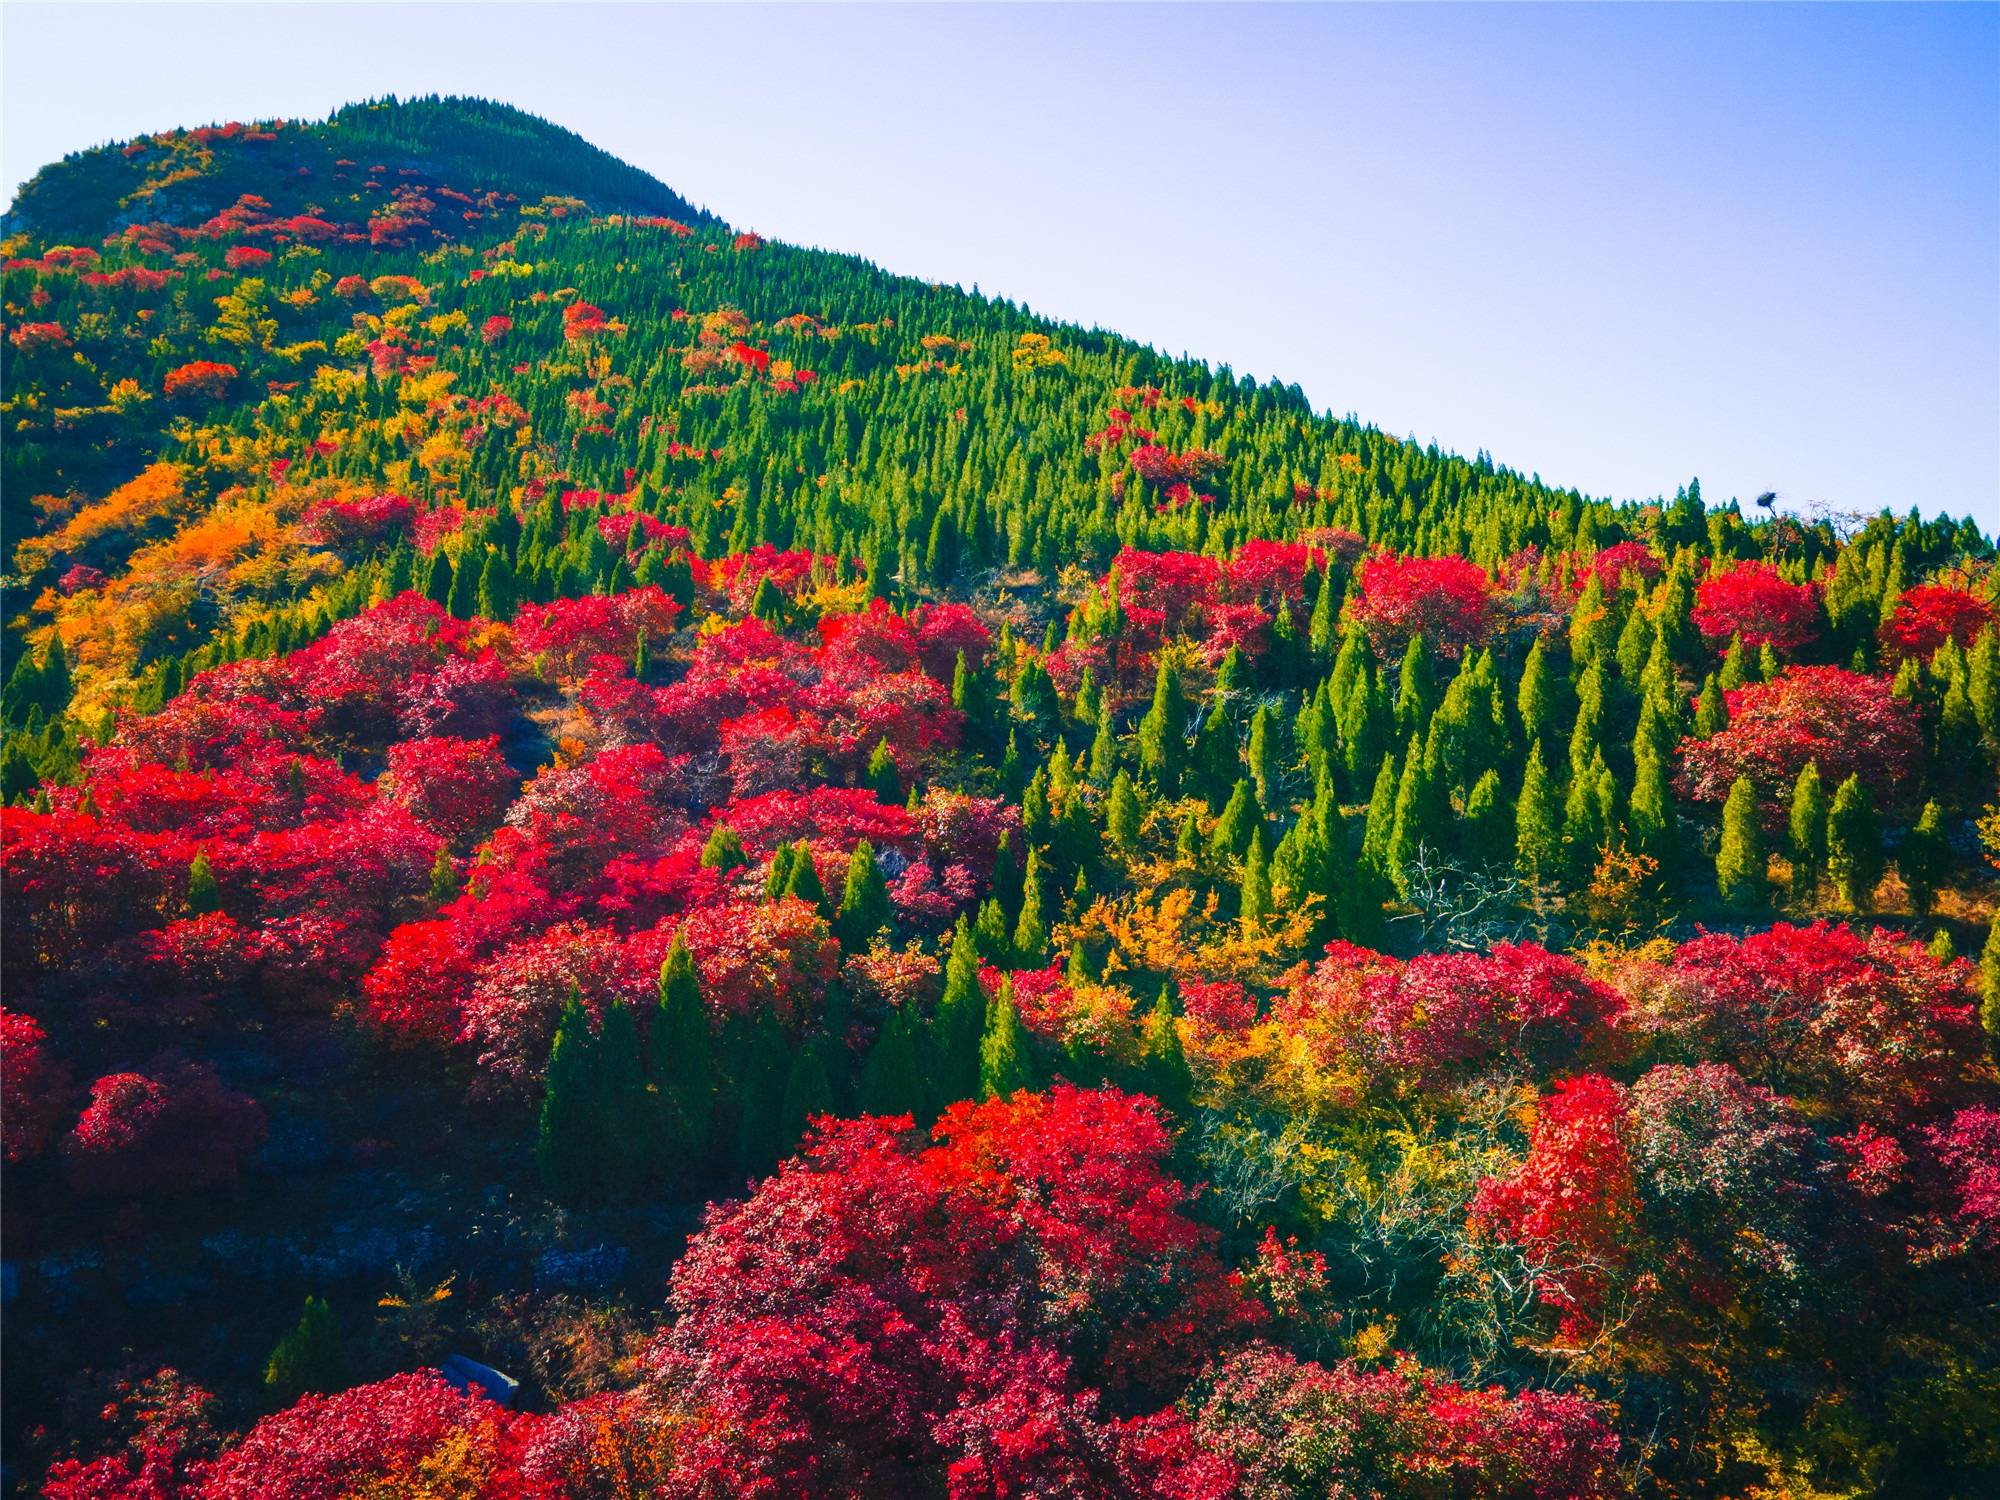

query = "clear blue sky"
[[5, 2, 1995, 526]]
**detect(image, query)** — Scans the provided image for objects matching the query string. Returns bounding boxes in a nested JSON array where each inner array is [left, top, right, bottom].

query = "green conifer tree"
[[264, 1295, 350, 1405], [652, 937, 713, 1182], [978, 982, 1034, 1099], [538, 993, 601, 1205], [1828, 774, 1883, 913], [835, 841, 893, 953], [1899, 800, 1948, 918], [1515, 742, 1562, 886], [1715, 775, 1765, 909]]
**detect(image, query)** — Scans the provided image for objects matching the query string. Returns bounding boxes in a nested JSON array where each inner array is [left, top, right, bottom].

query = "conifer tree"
[[1464, 768, 1511, 869], [447, 548, 481, 619], [1694, 674, 1727, 737], [1247, 702, 1282, 811], [264, 1295, 350, 1405], [1210, 778, 1259, 859], [1827, 774, 1883, 913], [652, 937, 713, 1181], [1360, 750, 1399, 874], [835, 841, 893, 953], [1012, 847, 1050, 960], [1105, 770, 1142, 854], [538, 993, 601, 1205], [1517, 636, 1557, 747], [1980, 920, 2000, 1055], [595, 999, 652, 1198], [475, 549, 516, 620], [930, 919, 985, 1108], [1716, 775, 1764, 910], [1137, 654, 1189, 793], [1515, 741, 1561, 886], [730, 1009, 791, 1180], [186, 851, 222, 917], [1136, 991, 1192, 1120], [1386, 733, 1438, 898], [1240, 825, 1272, 928], [866, 740, 902, 803], [1899, 800, 1948, 918], [423, 549, 453, 607], [1787, 763, 1827, 904], [778, 1036, 834, 1154], [781, 843, 832, 918], [701, 823, 747, 873], [860, 1006, 927, 1118], [978, 982, 1033, 1100], [1190, 704, 1237, 810]]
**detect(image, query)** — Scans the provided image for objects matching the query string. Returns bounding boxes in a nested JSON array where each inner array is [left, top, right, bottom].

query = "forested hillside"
[[3, 96, 1997, 1500]]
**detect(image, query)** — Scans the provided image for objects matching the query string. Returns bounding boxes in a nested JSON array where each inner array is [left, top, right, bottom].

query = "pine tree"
[[652, 937, 713, 1182], [1515, 741, 1561, 885], [860, 1006, 926, 1117], [1247, 702, 1282, 810], [778, 1037, 835, 1154], [930, 919, 985, 1108], [1787, 763, 1827, 905], [1137, 654, 1188, 793], [264, 1295, 350, 1404], [1136, 991, 1192, 1120], [694, 828, 741, 877], [537, 993, 600, 1205], [1385, 733, 1437, 898], [866, 740, 902, 803], [1464, 768, 1511, 869], [1694, 674, 1727, 737], [475, 549, 516, 620], [423, 548, 454, 607], [1517, 636, 1556, 746], [1828, 774, 1883, 913], [1012, 847, 1050, 960], [595, 999, 652, 1198], [781, 843, 832, 917], [1240, 825, 1272, 928], [1105, 770, 1141, 854], [186, 851, 222, 917], [1899, 800, 1948, 918], [1715, 775, 1765, 910], [447, 547, 481, 619], [978, 982, 1033, 1099], [835, 841, 893, 953], [1210, 778, 1259, 859], [730, 1009, 791, 1180], [1190, 703, 1237, 810]]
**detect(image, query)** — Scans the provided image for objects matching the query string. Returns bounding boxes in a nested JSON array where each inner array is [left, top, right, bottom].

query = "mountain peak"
[[5, 93, 712, 247]]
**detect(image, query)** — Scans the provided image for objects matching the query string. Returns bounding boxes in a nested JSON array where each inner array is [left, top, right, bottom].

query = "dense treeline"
[[2, 97, 1997, 1500]]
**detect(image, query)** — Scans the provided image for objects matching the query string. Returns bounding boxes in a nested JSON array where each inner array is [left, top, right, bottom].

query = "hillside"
[[2, 98, 1998, 1500]]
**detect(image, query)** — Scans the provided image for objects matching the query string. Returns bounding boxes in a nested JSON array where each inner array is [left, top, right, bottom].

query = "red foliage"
[[203, 1371, 544, 1500], [1590, 540, 1661, 591], [1880, 583, 1996, 661], [299, 493, 415, 549], [161, 361, 237, 403], [673, 897, 839, 1027], [1192, 1346, 1626, 1500], [1675, 666, 1922, 818], [648, 1088, 1251, 1494], [911, 601, 992, 679], [3, 1009, 70, 1164], [382, 735, 518, 843], [1471, 1074, 1640, 1338], [511, 588, 681, 681], [1649, 923, 1987, 1123], [221, 245, 271, 271], [64, 1058, 265, 1198], [1351, 553, 1493, 656], [1691, 562, 1819, 651]]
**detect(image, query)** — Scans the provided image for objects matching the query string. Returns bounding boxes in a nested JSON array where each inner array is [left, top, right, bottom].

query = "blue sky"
[[5, 2, 1995, 526]]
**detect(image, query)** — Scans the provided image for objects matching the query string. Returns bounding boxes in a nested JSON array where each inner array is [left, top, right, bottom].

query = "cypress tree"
[[264, 1295, 350, 1405], [595, 999, 652, 1198], [1240, 825, 1272, 928], [866, 740, 902, 803], [1464, 768, 1511, 869], [930, 919, 985, 1107], [1359, 750, 1399, 873], [1899, 801, 1948, 918], [978, 981, 1034, 1099], [701, 823, 747, 873], [447, 547, 481, 619], [1385, 733, 1437, 898], [1694, 674, 1727, 737], [1012, 847, 1050, 960], [1394, 635, 1433, 736], [781, 843, 832, 918], [1715, 775, 1765, 910], [1137, 654, 1188, 793], [1190, 704, 1237, 810], [423, 548, 453, 607], [186, 851, 222, 916], [730, 1009, 791, 1179], [778, 1036, 835, 1154], [652, 937, 713, 1182], [475, 549, 515, 620], [860, 1006, 927, 1117], [1828, 775, 1883, 913], [1105, 770, 1142, 854], [1136, 991, 1192, 1120], [1210, 778, 1259, 859], [537, 993, 600, 1205], [1515, 741, 1561, 885], [1247, 702, 1282, 811], [1787, 763, 1827, 904], [835, 841, 893, 953]]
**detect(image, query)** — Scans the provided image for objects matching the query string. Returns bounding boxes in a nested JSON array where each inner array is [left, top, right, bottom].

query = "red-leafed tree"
[[1350, 554, 1493, 656], [63, 1058, 265, 1198], [1691, 562, 1819, 652], [382, 735, 518, 844], [1880, 583, 1995, 661]]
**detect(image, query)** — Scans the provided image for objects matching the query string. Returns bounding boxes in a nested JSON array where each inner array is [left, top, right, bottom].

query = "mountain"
[[5, 94, 710, 246], [2, 98, 1996, 1500]]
